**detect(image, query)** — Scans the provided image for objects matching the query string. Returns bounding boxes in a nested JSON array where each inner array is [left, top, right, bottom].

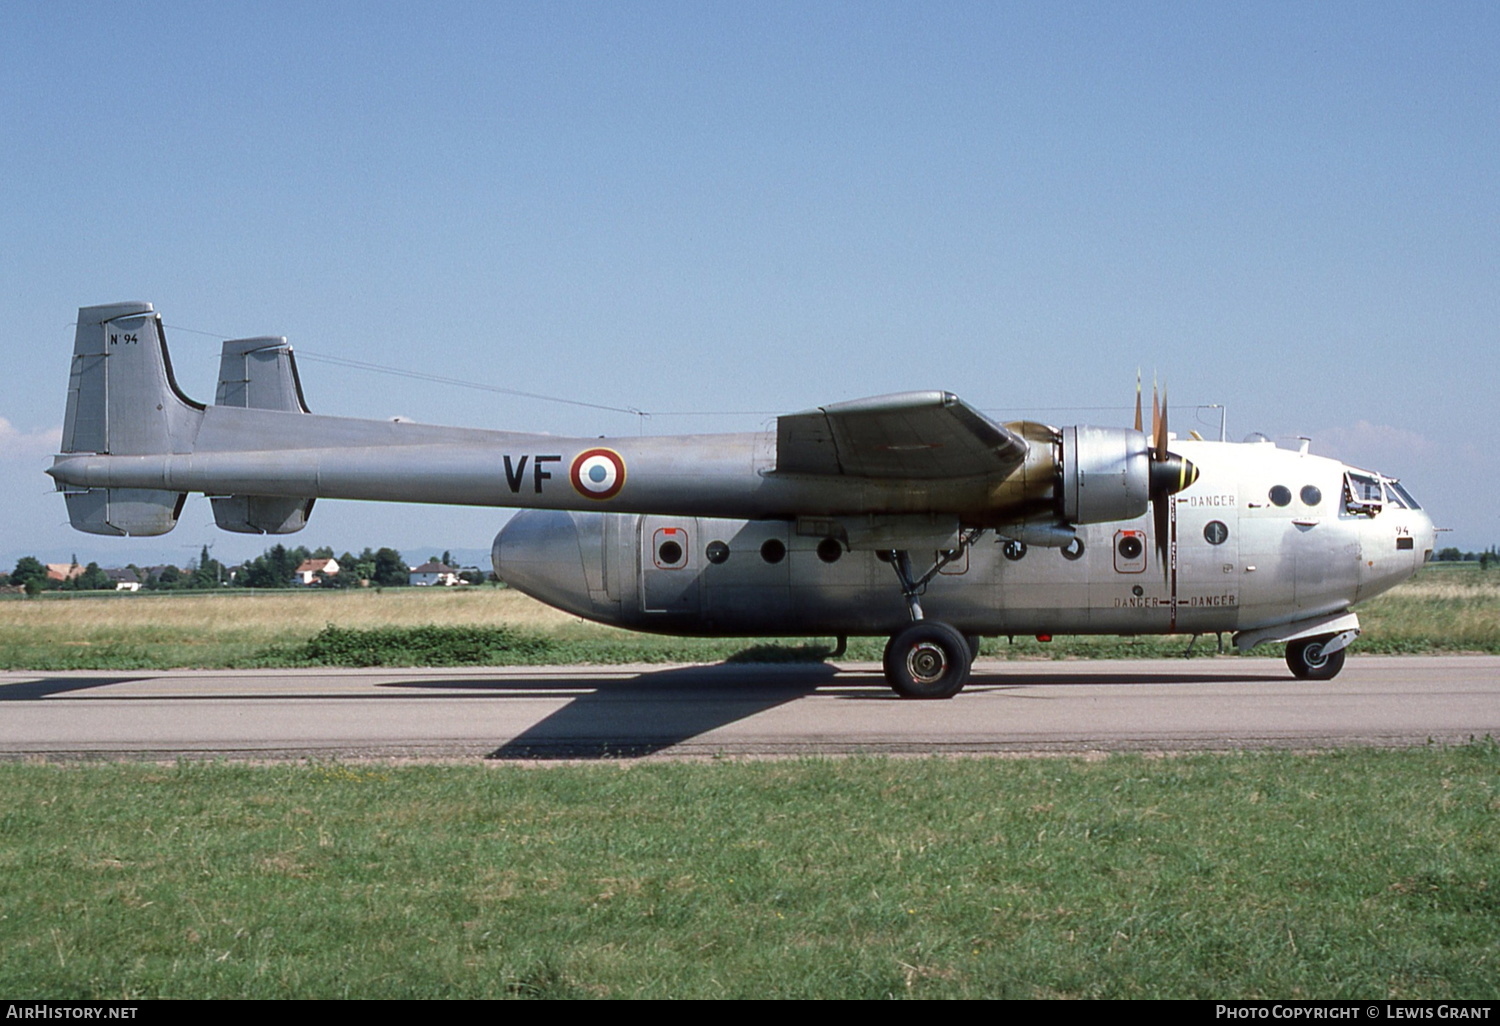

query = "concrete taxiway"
[[2, 655, 1496, 761]]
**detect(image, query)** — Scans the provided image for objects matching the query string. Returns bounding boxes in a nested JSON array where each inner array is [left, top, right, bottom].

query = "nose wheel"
[[1285, 635, 1347, 680]]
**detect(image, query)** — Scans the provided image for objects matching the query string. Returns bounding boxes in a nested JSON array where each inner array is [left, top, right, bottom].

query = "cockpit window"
[[1343, 472, 1384, 517], [1385, 480, 1421, 510]]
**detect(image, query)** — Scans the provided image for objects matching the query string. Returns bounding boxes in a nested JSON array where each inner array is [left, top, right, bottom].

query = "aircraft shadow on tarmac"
[[0, 676, 151, 701], [373, 661, 1281, 760], [0, 663, 1283, 761], [384, 662, 842, 760]]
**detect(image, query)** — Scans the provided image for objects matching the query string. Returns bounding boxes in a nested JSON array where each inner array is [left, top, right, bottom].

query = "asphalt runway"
[[2, 655, 1497, 761]]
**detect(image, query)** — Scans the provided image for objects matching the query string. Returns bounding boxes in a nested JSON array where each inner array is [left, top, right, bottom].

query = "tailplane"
[[56, 304, 317, 536]]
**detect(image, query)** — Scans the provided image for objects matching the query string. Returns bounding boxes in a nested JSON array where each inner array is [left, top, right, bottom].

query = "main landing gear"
[[880, 531, 983, 699], [884, 621, 972, 699]]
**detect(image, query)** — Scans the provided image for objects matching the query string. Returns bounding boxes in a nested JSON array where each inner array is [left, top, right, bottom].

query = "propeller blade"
[[1155, 383, 1169, 461], [1151, 380, 1161, 452], [1144, 381, 1197, 580], [1133, 371, 1143, 433], [1154, 479, 1171, 573]]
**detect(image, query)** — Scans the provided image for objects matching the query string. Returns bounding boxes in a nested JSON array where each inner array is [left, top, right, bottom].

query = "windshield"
[[1385, 479, 1421, 510]]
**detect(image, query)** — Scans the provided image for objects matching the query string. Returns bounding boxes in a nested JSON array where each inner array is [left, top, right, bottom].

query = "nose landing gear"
[[1285, 635, 1347, 680]]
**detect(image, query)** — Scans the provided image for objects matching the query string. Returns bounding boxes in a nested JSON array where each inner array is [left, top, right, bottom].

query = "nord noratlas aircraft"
[[47, 303, 1437, 698]]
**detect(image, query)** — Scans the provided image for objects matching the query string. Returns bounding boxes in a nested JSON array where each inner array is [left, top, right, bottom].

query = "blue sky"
[[3, 1, 1496, 569]]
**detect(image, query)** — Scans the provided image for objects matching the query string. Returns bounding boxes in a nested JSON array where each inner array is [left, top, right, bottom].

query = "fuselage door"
[[1173, 497, 1241, 630]]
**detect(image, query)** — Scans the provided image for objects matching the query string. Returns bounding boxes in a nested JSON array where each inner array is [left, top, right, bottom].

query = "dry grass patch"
[[0, 587, 585, 668], [1357, 565, 1500, 652], [1, 587, 576, 634], [3, 563, 1497, 668]]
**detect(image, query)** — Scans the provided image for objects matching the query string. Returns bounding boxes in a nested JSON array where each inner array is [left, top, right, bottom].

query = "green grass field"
[[3, 567, 1497, 998], [2, 747, 1497, 999], [2, 563, 1497, 670]]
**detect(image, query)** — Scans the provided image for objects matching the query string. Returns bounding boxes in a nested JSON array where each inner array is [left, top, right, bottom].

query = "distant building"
[[293, 558, 339, 586], [409, 561, 461, 586], [105, 567, 142, 592], [46, 563, 83, 583]]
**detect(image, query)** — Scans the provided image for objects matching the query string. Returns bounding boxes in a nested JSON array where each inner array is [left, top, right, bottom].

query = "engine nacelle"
[[1059, 426, 1151, 525]]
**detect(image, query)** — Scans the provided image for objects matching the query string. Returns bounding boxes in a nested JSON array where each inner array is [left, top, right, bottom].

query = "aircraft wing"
[[774, 391, 1027, 480]]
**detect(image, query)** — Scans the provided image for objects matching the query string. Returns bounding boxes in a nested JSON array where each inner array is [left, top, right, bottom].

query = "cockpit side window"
[[1343, 472, 1384, 517]]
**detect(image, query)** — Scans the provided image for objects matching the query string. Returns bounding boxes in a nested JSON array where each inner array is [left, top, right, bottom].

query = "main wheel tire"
[[1285, 636, 1347, 681], [883, 621, 973, 699]]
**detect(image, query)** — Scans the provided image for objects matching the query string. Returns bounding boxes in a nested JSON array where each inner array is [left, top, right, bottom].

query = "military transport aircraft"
[[47, 302, 1436, 698]]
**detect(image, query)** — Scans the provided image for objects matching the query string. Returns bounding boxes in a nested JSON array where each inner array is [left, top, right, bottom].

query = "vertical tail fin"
[[209, 335, 315, 533], [57, 303, 202, 535], [214, 337, 311, 413], [62, 303, 204, 456]]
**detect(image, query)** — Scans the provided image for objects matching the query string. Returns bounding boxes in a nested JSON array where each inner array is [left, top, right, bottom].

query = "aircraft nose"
[[1412, 510, 1440, 577], [492, 509, 593, 616], [1417, 509, 1439, 558]]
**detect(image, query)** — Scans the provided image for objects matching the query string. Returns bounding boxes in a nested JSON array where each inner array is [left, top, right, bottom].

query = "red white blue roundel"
[[570, 448, 626, 500]]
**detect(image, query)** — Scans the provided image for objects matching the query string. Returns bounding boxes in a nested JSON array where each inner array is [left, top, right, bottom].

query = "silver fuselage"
[[494, 440, 1435, 638]]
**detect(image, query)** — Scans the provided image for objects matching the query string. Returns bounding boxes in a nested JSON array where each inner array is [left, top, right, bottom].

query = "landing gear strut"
[[880, 530, 983, 699]]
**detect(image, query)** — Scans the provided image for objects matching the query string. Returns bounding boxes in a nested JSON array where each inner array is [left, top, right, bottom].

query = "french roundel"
[[570, 448, 626, 500]]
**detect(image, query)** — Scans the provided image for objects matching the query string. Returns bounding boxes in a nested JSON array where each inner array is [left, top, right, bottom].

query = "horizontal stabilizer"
[[211, 495, 315, 534], [63, 488, 187, 537]]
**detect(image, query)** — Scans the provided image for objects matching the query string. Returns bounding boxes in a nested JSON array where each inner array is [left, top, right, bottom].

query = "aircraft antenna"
[[293, 350, 647, 417], [160, 323, 646, 417]]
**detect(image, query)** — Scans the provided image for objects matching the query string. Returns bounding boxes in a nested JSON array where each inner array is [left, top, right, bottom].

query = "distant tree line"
[[4, 544, 488, 594], [3, 555, 108, 596], [1434, 546, 1499, 570]]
